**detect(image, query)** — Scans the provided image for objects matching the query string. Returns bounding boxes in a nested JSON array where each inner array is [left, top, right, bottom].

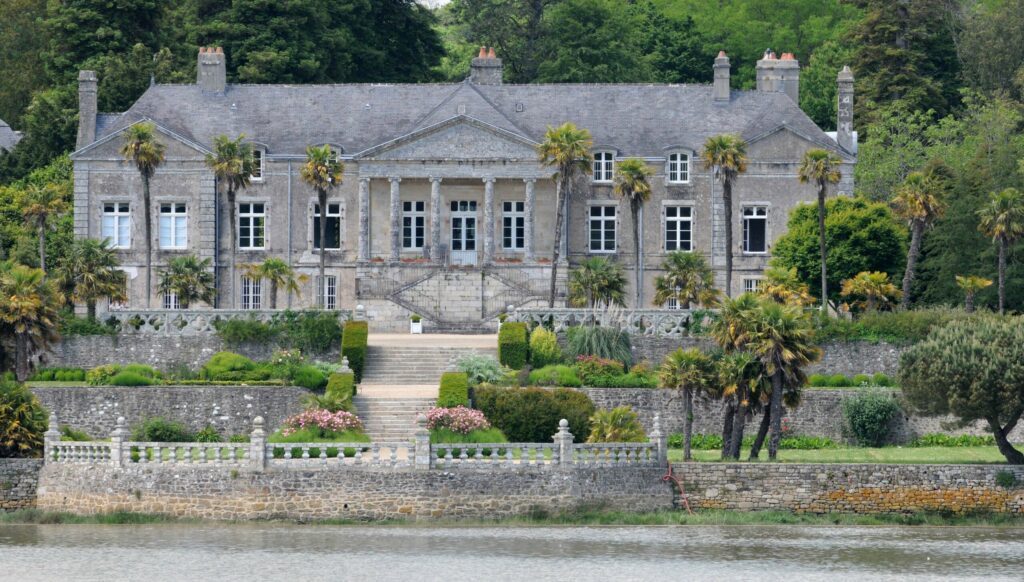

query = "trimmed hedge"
[[498, 322, 528, 369], [342, 320, 368, 382], [29, 367, 86, 382], [437, 372, 470, 407], [474, 386, 595, 442], [326, 372, 356, 410]]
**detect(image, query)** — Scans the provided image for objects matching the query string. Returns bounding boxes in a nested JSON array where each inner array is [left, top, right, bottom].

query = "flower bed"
[[279, 408, 363, 437], [425, 406, 490, 434]]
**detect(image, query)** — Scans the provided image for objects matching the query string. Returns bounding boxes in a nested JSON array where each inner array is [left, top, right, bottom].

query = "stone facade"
[[0, 459, 42, 511]]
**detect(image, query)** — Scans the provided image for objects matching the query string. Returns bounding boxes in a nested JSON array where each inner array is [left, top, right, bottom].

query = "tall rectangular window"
[[101, 202, 131, 249], [159, 203, 187, 249], [238, 203, 265, 249], [241, 277, 261, 310], [313, 202, 342, 250], [250, 149, 263, 181], [162, 291, 180, 310], [667, 153, 689, 183], [742, 206, 768, 253], [402, 201, 425, 250], [589, 205, 616, 252], [664, 205, 692, 252], [593, 151, 614, 182], [502, 201, 525, 250], [318, 275, 337, 310]]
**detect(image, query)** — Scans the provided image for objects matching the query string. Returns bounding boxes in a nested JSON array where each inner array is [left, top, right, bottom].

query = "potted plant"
[[410, 313, 423, 334]]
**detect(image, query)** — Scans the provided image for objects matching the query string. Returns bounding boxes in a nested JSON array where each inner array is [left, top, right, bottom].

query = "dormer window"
[[593, 151, 614, 183], [250, 149, 264, 181], [667, 152, 689, 184]]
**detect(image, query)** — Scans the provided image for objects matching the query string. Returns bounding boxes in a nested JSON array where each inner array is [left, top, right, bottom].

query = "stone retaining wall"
[[0, 459, 43, 512], [36, 464, 670, 521]]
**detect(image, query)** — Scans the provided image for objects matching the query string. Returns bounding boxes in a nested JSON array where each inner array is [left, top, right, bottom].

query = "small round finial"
[[559, 418, 569, 429], [116, 416, 126, 428], [416, 413, 427, 426]]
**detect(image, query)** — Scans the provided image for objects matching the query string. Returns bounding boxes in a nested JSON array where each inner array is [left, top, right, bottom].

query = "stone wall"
[[32, 386, 311, 437], [36, 464, 671, 521], [0, 459, 42, 512]]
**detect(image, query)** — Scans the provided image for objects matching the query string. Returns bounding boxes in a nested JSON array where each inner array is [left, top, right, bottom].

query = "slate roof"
[[87, 80, 850, 159], [0, 120, 21, 151]]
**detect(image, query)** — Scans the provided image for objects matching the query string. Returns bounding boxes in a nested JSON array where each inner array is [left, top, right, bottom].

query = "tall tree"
[[158, 255, 216, 309], [0, 263, 63, 381], [535, 0, 651, 83], [538, 122, 593, 307], [55, 238, 126, 320], [613, 158, 652, 307], [300, 144, 343, 307], [892, 171, 945, 308], [449, 0, 555, 82], [241, 258, 308, 310], [205, 134, 254, 308], [652, 251, 719, 309], [0, 0, 47, 128], [701, 134, 748, 297], [20, 183, 68, 272], [977, 188, 1024, 315], [658, 347, 714, 461], [717, 350, 764, 460], [119, 122, 165, 308], [797, 148, 842, 311]]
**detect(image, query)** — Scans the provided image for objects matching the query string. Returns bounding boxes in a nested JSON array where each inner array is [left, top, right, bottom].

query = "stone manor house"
[[71, 47, 855, 330]]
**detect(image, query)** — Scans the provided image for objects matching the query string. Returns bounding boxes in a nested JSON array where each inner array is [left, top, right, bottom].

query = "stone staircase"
[[360, 345, 495, 385], [353, 395, 437, 442]]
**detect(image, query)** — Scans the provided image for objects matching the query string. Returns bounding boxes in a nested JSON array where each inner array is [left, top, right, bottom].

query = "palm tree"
[[978, 187, 1024, 315], [158, 255, 216, 309], [701, 134, 748, 297], [300, 145, 344, 307], [55, 238, 126, 320], [21, 183, 68, 272], [205, 135, 255, 307], [0, 263, 63, 381], [797, 148, 842, 311], [119, 122, 165, 308], [658, 347, 713, 461], [567, 257, 626, 308], [717, 351, 764, 460], [840, 271, 902, 313], [538, 123, 593, 307], [652, 251, 719, 309], [586, 406, 646, 443], [758, 265, 814, 306], [241, 258, 308, 309], [955, 275, 992, 313], [613, 158, 653, 307], [892, 171, 945, 309]]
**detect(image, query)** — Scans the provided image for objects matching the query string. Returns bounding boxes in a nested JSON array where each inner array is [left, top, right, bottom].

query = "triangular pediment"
[[356, 116, 538, 162], [745, 125, 853, 161], [71, 119, 211, 160]]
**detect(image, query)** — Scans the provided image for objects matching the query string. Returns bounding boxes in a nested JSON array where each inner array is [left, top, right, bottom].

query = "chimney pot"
[[470, 46, 503, 85], [197, 47, 227, 93], [479, 46, 486, 58], [718, 50, 727, 58], [216, 46, 223, 54], [487, 47, 496, 58], [713, 51, 731, 102]]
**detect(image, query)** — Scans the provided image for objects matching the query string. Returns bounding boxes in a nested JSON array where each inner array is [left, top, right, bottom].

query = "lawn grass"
[[669, 445, 1012, 464]]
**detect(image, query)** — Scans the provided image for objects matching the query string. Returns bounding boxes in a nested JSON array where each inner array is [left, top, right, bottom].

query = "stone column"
[[249, 416, 267, 473], [389, 177, 401, 263], [109, 416, 126, 468], [651, 415, 667, 465], [552, 418, 574, 466], [483, 177, 496, 265], [414, 413, 432, 470], [523, 178, 536, 262], [43, 413, 60, 464], [357, 178, 370, 262], [429, 177, 443, 263]]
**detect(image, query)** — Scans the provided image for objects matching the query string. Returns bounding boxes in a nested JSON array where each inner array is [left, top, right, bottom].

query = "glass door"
[[450, 200, 477, 265]]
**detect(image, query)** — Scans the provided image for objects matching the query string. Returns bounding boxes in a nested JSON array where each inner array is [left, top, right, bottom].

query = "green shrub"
[[565, 326, 632, 366], [275, 311, 343, 354], [498, 322, 529, 369], [529, 327, 563, 368], [586, 373, 658, 388], [122, 364, 161, 380], [873, 373, 894, 387], [173, 380, 287, 386], [193, 426, 222, 443], [291, 365, 327, 390], [86, 364, 122, 386], [842, 391, 901, 447], [438, 372, 470, 407], [315, 372, 356, 412], [268, 428, 370, 458], [213, 316, 278, 346], [0, 382, 47, 457], [808, 373, 829, 387], [201, 352, 256, 380], [527, 365, 581, 387], [814, 308, 971, 344], [852, 374, 873, 386], [574, 355, 625, 383], [586, 407, 646, 442], [30, 367, 87, 382], [456, 354, 506, 386], [669, 433, 838, 450], [995, 470, 1017, 488], [228, 434, 250, 443], [829, 374, 850, 387], [31, 369, 54, 381], [430, 427, 508, 446], [341, 320, 368, 382], [60, 314, 118, 336], [59, 425, 93, 442], [474, 386, 596, 442], [109, 371, 155, 386], [132, 418, 194, 442], [909, 433, 996, 447]]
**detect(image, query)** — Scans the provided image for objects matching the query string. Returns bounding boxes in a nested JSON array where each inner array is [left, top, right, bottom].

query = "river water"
[[1, 523, 1021, 581]]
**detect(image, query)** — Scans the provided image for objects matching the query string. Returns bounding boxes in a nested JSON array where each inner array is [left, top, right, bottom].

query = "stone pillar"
[[110, 416, 127, 468], [249, 416, 267, 473], [389, 177, 401, 263], [651, 414, 667, 465], [414, 413, 432, 470], [429, 177, 443, 263], [837, 65, 855, 154], [483, 178, 495, 265], [552, 418, 574, 466], [43, 413, 61, 464], [358, 178, 370, 262], [523, 178, 536, 262]]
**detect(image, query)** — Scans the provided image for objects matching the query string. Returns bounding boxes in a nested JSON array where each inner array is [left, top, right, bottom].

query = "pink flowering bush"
[[280, 408, 363, 437], [425, 406, 491, 435]]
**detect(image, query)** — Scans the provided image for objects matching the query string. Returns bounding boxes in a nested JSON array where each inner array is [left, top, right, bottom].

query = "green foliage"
[[586, 406, 646, 443], [201, 352, 256, 380], [527, 365, 581, 388], [213, 317, 278, 345], [842, 391, 900, 447], [438, 372, 470, 408], [268, 429, 370, 459], [474, 386, 596, 443], [456, 354, 506, 386], [193, 426, 222, 443], [429, 427, 508, 445], [86, 365, 122, 386], [813, 308, 972, 344], [59, 425, 92, 442], [498, 322, 529, 369], [995, 471, 1017, 489], [586, 373, 658, 389], [574, 355, 625, 383], [528, 327, 563, 368], [291, 365, 327, 390], [131, 418, 194, 443], [829, 374, 849, 388], [59, 314, 117, 336], [0, 381, 48, 457], [909, 434, 995, 448], [157, 255, 216, 308], [567, 257, 626, 308], [213, 311, 344, 354], [341, 320, 368, 382], [325, 372, 355, 410], [668, 433, 838, 451], [565, 326, 632, 366], [109, 371, 154, 386], [808, 373, 894, 388], [29, 367, 85, 382], [851, 374, 872, 387]]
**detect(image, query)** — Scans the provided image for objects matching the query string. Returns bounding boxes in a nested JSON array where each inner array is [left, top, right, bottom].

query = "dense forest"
[[0, 0, 1022, 310]]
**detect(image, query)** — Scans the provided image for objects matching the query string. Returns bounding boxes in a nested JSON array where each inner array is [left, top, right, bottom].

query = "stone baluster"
[[504, 446, 513, 465], [552, 418, 574, 466], [389, 177, 401, 263], [44, 413, 60, 464], [249, 416, 267, 473], [429, 177, 443, 263], [651, 414, 667, 466], [109, 417, 126, 468], [358, 178, 370, 262], [483, 177, 495, 264], [523, 178, 536, 262]]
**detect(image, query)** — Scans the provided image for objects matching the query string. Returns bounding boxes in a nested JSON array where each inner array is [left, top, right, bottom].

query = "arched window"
[[592, 151, 614, 183], [667, 152, 689, 184]]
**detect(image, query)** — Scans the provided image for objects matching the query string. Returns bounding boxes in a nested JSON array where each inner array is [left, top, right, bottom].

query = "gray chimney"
[[469, 46, 503, 85], [76, 70, 98, 149], [713, 51, 730, 102], [756, 50, 800, 104], [837, 65, 855, 153], [197, 46, 227, 94]]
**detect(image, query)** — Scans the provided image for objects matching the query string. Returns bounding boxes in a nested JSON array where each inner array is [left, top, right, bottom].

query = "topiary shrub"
[[86, 364, 122, 386], [109, 371, 155, 386], [132, 418, 194, 442], [201, 352, 256, 380], [842, 391, 901, 447], [808, 373, 829, 387], [341, 320, 368, 382], [529, 327, 563, 368], [498, 322, 528, 369], [527, 365, 581, 387], [852, 374, 873, 386], [474, 386, 595, 442], [291, 365, 327, 390], [565, 325, 632, 366], [829, 373, 850, 387], [438, 372, 470, 407], [325, 372, 356, 411], [873, 373, 894, 387]]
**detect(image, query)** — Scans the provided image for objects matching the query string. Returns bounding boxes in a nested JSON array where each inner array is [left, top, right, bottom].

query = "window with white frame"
[[159, 203, 187, 249], [402, 201, 425, 250], [593, 151, 614, 182], [664, 205, 692, 252], [317, 275, 337, 310], [589, 205, 617, 252], [313, 202, 342, 250], [250, 149, 264, 181], [241, 277, 261, 310], [667, 152, 690, 183], [238, 203, 266, 249], [742, 206, 768, 253], [101, 202, 131, 249], [743, 278, 763, 294], [502, 201, 525, 250], [162, 291, 180, 310]]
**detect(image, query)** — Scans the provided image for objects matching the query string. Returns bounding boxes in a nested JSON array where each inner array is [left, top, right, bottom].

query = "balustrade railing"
[[103, 309, 350, 335], [508, 307, 713, 337], [267, 442, 413, 468]]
